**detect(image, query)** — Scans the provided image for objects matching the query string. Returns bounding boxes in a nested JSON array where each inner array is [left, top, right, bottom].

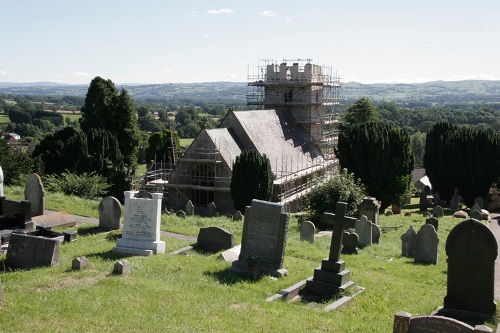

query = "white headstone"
[[24, 173, 45, 216], [99, 196, 122, 230], [0, 166, 4, 197], [113, 191, 165, 256], [300, 221, 315, 243], [355, 215, 373, 247]]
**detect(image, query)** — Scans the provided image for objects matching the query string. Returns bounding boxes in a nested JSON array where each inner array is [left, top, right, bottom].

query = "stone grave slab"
[[474, 197, 484, 210], [341, 231, 358, 254], [232, 210, 242, 221], [442, 218, 497, 317], [218, 244, 241, 263], [5, 233, 60, 269], [393, 312, 492, 333], [450, 192, 461, 210], [414, 224, 439, 264], [32, 211, 76, 229], [358, 197, 380, 225], [372, 223, 381, 244], [300, 221, 315, 243], [197, 226, 234, 252], [24, 173, 45, 217], [432, 205, 444, 218], [470, 210, 482, 221], [72, 256, 89, 270], [99, 196, 122, 230], [113, 260, 131, 275], [401, 225, 416, 257], [0, 197, 33, 230], [208, 202, 216, 217], [185, 200, 194, 215], [426, 217, 439, 231], [355, 215, 372, 247], [305, 202, 357, 298], [113, 191, 165, 256], [230, 199, 289, 277]]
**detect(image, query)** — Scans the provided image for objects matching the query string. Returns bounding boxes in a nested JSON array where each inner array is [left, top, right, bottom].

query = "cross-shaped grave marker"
[[305, 202, 357, 297]]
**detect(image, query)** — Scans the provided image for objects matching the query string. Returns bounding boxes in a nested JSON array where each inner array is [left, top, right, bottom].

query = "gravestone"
[[433, 191, 441, 205], [474, 197, 484, 209], [32, 211, 76, 229], [401, 225, 416, 257], [355, 215, 372, 247], [24, 173, 45, 217], [208, 202, 216, 217], [176, 210, 186, 219], [185, 200, 194, 216], [450, 189, 461, 209], [341, 231, 359, 254], [305, 202, 357, 297], [372, 223, 381, 244], [113, 260, 131, 275], [422, 211, 432, 218], [393, 312, 493, 333], [414, 224, 439, 264], [5, 232, 60, 269], [232, 210, 242, 221], [197, 226, 234, 252], [300, 221, 315, 243], [72, 256, 89, 270], [0, 166, 3, 197], [470, 210, 482, 221], [230, 199, 289, 277], [419, 191, 429, 211], [432, 205, 444, 218], [99, 196, 122, 230], [135, 191, 152, 199], [358, 197, 380, 225], [442, 218, 497, 316], [218, 244, 241, 263], [113, 191, 165, 256], [453, 210, 468, 218], [426, 217, 439, 231], [392, 204, 401, 215]]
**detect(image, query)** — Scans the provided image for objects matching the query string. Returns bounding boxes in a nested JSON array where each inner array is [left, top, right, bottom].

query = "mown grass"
[[0, 113, 10, 123], [179, 137, 194, 149], [0, 189, 498, 332]]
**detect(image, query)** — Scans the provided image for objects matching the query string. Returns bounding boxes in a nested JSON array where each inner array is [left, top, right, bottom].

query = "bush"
[[304, 169, 366, 227], [44, 171, 111, 200]]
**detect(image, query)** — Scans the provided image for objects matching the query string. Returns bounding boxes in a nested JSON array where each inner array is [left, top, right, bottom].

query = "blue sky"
[[1, 0, 498, 84]]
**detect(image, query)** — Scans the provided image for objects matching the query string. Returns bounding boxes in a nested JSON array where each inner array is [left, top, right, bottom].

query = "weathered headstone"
[[419, 191, 429, 211], [414, 224, 439, 264], [426, 217, 439, 231], [471, 202, 481, 212], [422, 211, 432, 218], [0, 166, 3, 197], [99, 196, 122, 230], [453, 210, 468, 218], [185, 200, 194, 216], [474, 197, 484, 210], [470, 210, 482, 221], [393, 311, 493, 333], [113, 260, 131, 275], [218, 244, 241, 263], [176, 210, 186, 219], [113, 191, 165, 256], [197, 226, 234, 252], [72, 256, 89, 270], [391, 204, 401, 215], [401, 225, 416, 257], [432, 191, 441, 205], [5, 232, 60, 269], [432, 205, 444, 218], [372, 223, 381, 244], [358, 197, 380, 225], [230, 199, 289, 277], [442, 218, 497, 316], [24, 173, 45, 217], [305, 202, 357, 297], [450, 189, 461, 209], [232, 210, 242, 221], [208, 202, 216, 217], [355, 215, 372, 247], [341, 231, 359, 254], [300, 221, 315, 243]]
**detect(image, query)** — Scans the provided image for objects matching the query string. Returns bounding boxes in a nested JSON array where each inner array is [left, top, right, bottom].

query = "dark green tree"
[[343, 97, 380, 125], [230, 150, 273, 212], [145, 129, 180, 164], [0, 140, 43, 185], [335, 121, 414, 211], [424, 122, 500, 207]]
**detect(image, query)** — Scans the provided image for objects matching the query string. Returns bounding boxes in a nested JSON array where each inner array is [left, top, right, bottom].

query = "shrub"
[[304, 169, 366, 227], [44, 171, 111, 200]]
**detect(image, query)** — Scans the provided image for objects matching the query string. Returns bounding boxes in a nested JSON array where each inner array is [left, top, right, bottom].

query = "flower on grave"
[[244, 254, 259, 266]]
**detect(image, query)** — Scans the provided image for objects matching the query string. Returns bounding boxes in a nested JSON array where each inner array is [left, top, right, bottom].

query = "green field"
[[0, 113, 10, 123], [179, 137, 194, 149]]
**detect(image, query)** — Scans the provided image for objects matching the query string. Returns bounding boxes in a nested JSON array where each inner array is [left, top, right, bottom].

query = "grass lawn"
[[0, 190, 498, 332], [179, 137, 194, 149], [0, 113, 10, 123]]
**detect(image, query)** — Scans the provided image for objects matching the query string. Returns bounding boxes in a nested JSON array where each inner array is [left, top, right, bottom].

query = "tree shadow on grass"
[[77, 225, 119, 237], [204, 268, 262, 285]]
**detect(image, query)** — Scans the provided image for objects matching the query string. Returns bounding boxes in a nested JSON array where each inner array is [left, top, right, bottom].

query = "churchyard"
[[0, 185, 499, 332]]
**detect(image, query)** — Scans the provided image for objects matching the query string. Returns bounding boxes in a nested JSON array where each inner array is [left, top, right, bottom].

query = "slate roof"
[[205, 128, 242, 169], [229, 109, 324, 178]]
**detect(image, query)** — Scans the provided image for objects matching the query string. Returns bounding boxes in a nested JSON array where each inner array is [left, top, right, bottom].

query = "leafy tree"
[[343, 97, 379, 125], [145, 129, 180, 164], [305, 169, 366, 226], [335, 121, 414, 211], [424, 122, 500, 206], [230, 150, 273, 212], [411, 131, 426, 168], [0, 140, 43, 185]]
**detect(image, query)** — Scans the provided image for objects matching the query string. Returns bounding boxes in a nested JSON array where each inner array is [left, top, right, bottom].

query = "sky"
[[1, 0, 499, 85]]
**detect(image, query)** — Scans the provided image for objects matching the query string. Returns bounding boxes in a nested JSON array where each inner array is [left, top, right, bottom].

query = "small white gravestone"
[[300, 221, 315, 243], [113, 191, 165, 256], [0, 166, 4, 196], [24, 173, 45, 216], [355, 215, 373, 247]]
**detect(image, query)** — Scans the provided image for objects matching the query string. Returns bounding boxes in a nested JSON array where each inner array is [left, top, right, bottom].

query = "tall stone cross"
[[322, 202, 357, 262]]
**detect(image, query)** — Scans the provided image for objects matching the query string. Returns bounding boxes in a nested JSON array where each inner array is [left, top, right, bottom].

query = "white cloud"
[[451, 74, 496, 81], [207, 8, 235, 15], [261, 11, 276, 17], [0, 70, 13, 76], [67, 72, 92, 78], [203, 34, 211, 38], [220, 73, 238, 81]]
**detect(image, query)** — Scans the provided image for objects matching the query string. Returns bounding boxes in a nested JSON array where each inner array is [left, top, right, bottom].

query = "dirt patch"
[[36, 272, 105, 292]]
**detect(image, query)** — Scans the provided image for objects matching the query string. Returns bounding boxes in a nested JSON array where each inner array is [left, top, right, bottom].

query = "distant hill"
[[1, 80, 499, 104]]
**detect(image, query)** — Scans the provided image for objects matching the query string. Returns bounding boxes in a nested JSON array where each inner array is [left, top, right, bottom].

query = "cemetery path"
[[488, 213, 500, 301], [43, 210, 197, 242]]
